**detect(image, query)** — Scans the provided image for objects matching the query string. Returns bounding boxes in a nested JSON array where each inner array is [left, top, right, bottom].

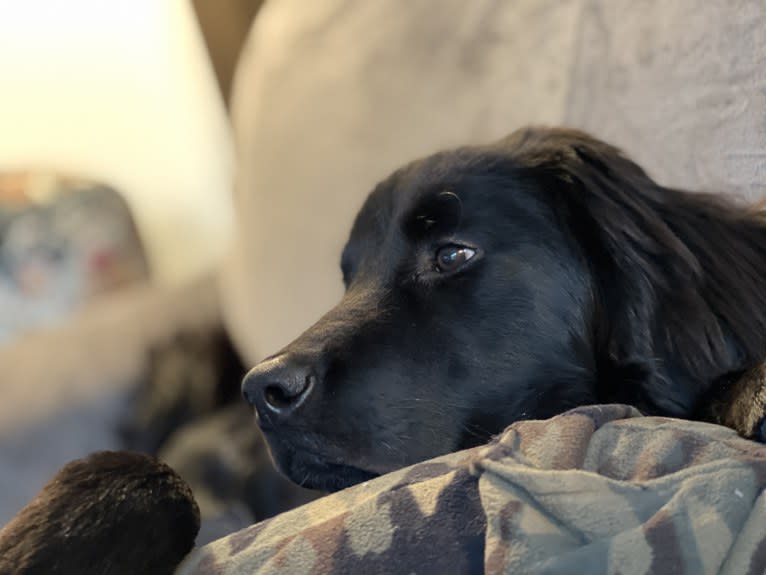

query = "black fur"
[[7, 127, 765, 572], [0, 452, 199, 575], [243, 127, 766, 491]]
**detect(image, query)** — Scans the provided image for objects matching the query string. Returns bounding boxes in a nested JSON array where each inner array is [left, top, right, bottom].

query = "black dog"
[[243, 127, 766, 492], [6, 128, 766, 572]]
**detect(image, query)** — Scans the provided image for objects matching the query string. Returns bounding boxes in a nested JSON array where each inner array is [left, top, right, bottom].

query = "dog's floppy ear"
[[509, 128, 695, 401], [504, 127, 766, 406], [0, 451, 200, 575], [505, 127, 699, 287]]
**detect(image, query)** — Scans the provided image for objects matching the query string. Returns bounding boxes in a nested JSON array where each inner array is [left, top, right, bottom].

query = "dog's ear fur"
[[503, 128, 766, 410], [0, 451, 200, 575]]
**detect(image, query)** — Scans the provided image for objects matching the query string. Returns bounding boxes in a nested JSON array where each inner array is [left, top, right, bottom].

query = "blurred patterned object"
[[0, 172, 148, 342]]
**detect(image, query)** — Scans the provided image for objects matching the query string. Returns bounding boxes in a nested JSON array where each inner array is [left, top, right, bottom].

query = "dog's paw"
[[0, 451, 200, 575]]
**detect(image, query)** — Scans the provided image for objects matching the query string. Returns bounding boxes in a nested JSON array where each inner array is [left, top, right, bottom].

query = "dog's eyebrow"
[[403, 189, 463, 240]]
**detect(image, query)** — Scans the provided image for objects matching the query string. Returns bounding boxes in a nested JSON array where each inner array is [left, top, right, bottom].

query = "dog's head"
[[242, 127, 766, 490]]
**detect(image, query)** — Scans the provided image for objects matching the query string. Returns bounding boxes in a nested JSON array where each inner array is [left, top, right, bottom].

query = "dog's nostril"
[[264, 384, 294, 409], [262, 373, 314, 412]]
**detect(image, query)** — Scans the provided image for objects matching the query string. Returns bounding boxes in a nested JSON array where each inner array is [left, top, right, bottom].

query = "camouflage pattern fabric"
[[176, 404, 766, 574]]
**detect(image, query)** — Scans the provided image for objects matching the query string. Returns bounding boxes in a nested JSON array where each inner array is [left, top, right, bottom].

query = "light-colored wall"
[[0, 0, 235, 286]]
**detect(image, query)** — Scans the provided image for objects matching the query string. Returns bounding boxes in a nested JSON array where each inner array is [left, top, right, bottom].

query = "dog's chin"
[[263, 434, 379, 492], [284, 458, 379, 492]]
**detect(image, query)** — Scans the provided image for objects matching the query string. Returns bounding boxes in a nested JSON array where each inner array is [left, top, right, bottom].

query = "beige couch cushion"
[[222, 0, 582, 362], [566, 0, 766, 199], [222, 0, 766, 364]]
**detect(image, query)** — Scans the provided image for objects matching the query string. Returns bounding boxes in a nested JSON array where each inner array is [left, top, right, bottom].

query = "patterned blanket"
[[177, 404, 766, 574]]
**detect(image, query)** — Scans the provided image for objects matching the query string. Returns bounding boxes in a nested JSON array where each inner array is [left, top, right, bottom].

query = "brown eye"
[[435, 244, 476, 273]]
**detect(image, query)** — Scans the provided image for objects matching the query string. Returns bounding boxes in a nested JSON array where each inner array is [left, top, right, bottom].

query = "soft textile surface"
[[223, 0, 766, 364], [177, 405, 766, 574]]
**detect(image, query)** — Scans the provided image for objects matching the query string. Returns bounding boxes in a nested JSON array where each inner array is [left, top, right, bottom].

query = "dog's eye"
[[435, 244, 476, 273]]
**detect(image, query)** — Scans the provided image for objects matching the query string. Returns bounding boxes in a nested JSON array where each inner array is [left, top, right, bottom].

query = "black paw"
[[0, 451, 200, 575]]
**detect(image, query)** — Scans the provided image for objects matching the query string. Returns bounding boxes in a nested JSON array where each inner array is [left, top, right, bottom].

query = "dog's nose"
[[242, 356, 316, 420]]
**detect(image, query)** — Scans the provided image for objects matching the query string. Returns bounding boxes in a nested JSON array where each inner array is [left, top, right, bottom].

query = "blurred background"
[[0, 0, 763, 542], [0, 0, 265, 537]]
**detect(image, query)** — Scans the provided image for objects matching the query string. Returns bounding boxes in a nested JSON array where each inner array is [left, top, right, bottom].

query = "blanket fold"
[[177, 405, 766, 575]]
